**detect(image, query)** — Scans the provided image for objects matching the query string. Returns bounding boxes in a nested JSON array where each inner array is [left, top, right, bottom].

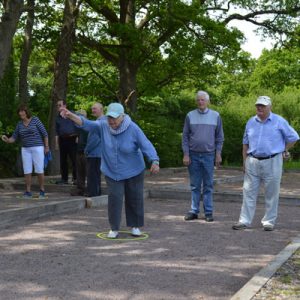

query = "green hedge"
[[134, 89, 300, 168]]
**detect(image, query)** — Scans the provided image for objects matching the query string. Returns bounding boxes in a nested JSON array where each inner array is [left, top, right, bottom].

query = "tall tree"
[[19, 0, 35, 104], [48, 0, 81, 174], [0, 0, 24, 79], [77, 0, 300, 112]]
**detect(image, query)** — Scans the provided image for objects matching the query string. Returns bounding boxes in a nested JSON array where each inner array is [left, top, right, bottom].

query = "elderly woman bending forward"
[[60, 103, 160, 238]]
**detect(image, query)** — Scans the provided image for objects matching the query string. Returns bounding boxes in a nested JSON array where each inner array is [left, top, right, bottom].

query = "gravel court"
[[0, 197, 300, 300]]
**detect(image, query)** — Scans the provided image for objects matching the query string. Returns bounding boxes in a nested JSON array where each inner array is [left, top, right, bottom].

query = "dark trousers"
[[105, 171, 144, 231], [76, 152, 86, 192], [59, 136, 77, 182], [86, 157, 101, 197]]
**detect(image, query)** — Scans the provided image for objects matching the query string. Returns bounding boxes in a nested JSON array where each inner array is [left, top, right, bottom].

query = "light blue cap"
[[106, 103, 124, 118]]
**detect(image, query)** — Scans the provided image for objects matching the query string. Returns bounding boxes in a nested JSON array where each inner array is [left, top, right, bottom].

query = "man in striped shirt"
[[182, 90, 224, 222]]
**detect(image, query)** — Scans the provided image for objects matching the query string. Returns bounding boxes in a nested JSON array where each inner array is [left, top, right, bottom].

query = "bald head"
[[91, 102, 103, 118]]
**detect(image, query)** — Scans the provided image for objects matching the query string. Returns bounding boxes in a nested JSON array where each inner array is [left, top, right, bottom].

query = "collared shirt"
[[55, 113, 77, 137], [243, 112, 299, 157], [182, 108, 224, 155]]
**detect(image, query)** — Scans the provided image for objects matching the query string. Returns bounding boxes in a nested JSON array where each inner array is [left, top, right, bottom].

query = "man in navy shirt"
[[233, 96, 299, 231], [55, 100, 78, 184]]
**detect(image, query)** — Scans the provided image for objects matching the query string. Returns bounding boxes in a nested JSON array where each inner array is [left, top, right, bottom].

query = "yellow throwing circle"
[[96, 230, 149, 241]]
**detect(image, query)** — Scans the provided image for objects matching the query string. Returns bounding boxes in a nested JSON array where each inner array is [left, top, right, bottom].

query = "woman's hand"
[[150, 162, 160, 174], [59, 107, 83, 126], [44, 146, 50, 154], [59, 107, 70, 119], [1, 135, 9, 143]]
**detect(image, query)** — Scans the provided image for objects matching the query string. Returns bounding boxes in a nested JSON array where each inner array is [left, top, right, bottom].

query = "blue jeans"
[[188, 151, 215, 216], [105, 171, 144, 231]]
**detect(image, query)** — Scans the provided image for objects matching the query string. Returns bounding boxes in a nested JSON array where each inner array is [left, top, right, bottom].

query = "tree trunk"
[[0, 0, 24, 79], [48, 0, 80, 175], [118, 0, 138, 112], [19, 0, 35, 104], [118, 54, 138, 112]]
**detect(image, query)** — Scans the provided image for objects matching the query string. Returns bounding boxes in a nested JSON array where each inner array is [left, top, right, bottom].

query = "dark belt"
[[60, 134, 77, 139], [249, 153, 279, 160]]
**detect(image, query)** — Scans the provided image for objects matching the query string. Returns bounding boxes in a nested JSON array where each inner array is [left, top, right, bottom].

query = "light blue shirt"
[[79, 116, 159, 181], [243, 112, 299, 157], [84, 116, 104, 158]]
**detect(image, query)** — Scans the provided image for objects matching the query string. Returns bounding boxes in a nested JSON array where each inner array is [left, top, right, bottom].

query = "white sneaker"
[[131, 227, 142, 236], [107, 230, 118, 238]]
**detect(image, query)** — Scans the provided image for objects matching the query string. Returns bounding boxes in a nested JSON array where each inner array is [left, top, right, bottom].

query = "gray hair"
[[92, 102, 103, 110], [196, 90, 210, 101]]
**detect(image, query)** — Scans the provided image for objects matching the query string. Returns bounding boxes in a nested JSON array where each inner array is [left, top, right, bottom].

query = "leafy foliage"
[[250, 48, 300, 93], [1, 0, 300, 177], [0, 56, 19, 176]]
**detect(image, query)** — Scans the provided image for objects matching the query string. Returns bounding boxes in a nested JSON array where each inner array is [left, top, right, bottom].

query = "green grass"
[[283, 159, 300, 170], [279, 274, 292, 284], [224, 160, 300, 170]]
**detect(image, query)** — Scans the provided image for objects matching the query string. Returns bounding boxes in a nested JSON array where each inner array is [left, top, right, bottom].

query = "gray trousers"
[[105, 171, 144, 231], [239, 154, 283, 226]]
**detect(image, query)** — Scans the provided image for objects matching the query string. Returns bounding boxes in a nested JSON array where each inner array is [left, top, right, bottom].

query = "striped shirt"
[[12, 116, 48, 147]]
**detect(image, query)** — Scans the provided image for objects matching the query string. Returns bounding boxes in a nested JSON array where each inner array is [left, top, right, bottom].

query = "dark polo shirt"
[[55, 114, 77, 137]]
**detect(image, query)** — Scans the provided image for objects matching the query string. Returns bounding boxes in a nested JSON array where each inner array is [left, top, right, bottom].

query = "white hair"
[[196, 90, 210, 101]]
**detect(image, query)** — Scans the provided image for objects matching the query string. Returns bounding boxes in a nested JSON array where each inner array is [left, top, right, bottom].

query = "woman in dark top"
[[1, 104, 49, 198]]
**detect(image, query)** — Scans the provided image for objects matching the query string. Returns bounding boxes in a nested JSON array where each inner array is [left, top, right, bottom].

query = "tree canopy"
[[0, 0, 300, 175]]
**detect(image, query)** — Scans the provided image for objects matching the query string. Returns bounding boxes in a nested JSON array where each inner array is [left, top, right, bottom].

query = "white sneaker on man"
[[107, 230, 118, 238], [131, 227, 142, 236]]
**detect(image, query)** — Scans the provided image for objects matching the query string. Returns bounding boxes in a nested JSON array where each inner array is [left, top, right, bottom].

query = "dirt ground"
[[0, 168, 300, 300], [0, 196, 300, 299]]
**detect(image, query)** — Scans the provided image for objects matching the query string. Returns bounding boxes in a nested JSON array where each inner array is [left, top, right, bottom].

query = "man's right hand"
[[183, 154, 190, 166]]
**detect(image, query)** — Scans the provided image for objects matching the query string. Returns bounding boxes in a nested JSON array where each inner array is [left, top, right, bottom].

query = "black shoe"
[[70, 189, 84, 196], [263, 224, 274, 231], [205, 215, 214, 222], [55, 179, 68, 185], [232, 222, 248, 230], [184, 212, 198, 221]]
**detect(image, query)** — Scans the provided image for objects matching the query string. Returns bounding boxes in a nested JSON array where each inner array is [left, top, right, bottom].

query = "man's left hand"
[[215, 153, 222, 168]]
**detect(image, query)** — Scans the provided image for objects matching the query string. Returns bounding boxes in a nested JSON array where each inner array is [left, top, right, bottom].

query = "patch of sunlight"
[[123, 248, 169, 255]]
